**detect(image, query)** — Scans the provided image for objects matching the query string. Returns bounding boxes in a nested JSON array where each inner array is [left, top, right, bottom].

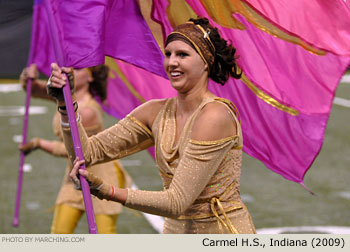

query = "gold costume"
[[53, 98, 131, 215], [62, 97, 255, 234]]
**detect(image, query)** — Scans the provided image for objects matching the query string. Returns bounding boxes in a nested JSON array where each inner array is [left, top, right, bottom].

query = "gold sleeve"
[[61, 115, 154, 166], [51, 141, 68, 157], [124, 137, 236, 218]]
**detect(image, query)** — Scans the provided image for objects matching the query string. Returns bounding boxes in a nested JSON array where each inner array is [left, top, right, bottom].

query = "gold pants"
[[51, 204, 118, 234]]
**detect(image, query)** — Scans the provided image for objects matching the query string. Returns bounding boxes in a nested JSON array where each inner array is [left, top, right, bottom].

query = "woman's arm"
[[38, 139, 68, 157], [71, 102, 238, 217], [61, 99, 164, 167], [20, 64, 56, 101], [49, 106, 101, 157], [47, 63, 159, 166], [19, 137, 68, 157]]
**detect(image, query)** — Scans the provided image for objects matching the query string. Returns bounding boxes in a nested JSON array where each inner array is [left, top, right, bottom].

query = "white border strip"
[[257, 226, 350, 234]]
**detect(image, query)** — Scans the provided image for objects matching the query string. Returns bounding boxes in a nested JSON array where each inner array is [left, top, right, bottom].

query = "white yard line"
[[0, 106, 47, 116], [0, 84, 22, 93], [334, 97, 350, 108], [340, 74, 350, 83]]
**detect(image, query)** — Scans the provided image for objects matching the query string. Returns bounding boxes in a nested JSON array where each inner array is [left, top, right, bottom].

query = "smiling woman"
[[164, 40, 208, 94], [47, 17, 255, 234]]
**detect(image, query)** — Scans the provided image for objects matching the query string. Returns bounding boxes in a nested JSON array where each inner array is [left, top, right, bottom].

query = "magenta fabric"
[[244, 0, 350, 55], [101, 60, 175, 118], [30, 0, 350, 184], [104, 0, 167, 78]]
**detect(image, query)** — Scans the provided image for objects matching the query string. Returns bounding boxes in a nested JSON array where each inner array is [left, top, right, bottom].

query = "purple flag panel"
[[32, 0, 166, 77], [30, 0, 56, 75], [104, 0, 167, 78]]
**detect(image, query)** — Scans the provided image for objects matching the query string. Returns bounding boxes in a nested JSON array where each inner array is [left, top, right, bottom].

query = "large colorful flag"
[[30, 0, 350, 185]]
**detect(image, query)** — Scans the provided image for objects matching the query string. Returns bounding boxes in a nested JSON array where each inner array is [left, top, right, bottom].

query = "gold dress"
[[62, 97, 255, 233], [53, 98, 131, 215]]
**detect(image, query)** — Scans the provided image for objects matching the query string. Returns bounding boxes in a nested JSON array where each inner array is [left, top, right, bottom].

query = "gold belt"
[[177, 198, 241, 234], [178, 178, 242, 234], [210, 197, 240, 234]]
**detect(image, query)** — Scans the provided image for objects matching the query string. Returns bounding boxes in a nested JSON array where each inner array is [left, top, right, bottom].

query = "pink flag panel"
[[244, 0, 350, 55], [150, 0, 350, 183], [184, 0, 350, 114]]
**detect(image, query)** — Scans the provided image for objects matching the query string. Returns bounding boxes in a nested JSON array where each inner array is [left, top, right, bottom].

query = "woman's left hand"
[[70, 157, 113, 200], [19, 137, 41, 155], [19, 64, 38, 90], [70, 157, 86, 190], [47, 63, 75, 105]]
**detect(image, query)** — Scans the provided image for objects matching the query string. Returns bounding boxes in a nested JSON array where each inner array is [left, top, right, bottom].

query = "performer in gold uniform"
[[20, 65, 131, 233], [48, 17, 256, 234]]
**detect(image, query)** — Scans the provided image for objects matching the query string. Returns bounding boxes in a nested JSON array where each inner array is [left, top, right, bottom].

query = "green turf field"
[[0, 78, 349, 234]]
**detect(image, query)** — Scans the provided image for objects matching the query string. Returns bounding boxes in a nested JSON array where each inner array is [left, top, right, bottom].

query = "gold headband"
[[166, 22, 215, 71], [192, 23, 215, 53]]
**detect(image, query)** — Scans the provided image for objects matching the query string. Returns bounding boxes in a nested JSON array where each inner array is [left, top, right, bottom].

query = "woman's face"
[[74, 68, 93, 91], [164, 40, 208, 93]]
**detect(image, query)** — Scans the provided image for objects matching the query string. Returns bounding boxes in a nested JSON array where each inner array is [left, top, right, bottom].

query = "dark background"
[[0, 0, 33, 78]]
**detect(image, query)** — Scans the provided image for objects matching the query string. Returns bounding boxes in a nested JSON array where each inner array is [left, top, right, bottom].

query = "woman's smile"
[[170, 70, 183, 79]]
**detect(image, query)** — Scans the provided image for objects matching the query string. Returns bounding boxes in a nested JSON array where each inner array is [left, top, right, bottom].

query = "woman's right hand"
[[47, 63, 75, 105], [19, 64, 38, 90]]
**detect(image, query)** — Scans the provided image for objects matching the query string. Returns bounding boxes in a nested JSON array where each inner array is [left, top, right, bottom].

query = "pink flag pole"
[[43, 0, 97, 233], [12, 79, 33, 227], [62, 86, 98, 234], [12, 0, 39, 227]]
